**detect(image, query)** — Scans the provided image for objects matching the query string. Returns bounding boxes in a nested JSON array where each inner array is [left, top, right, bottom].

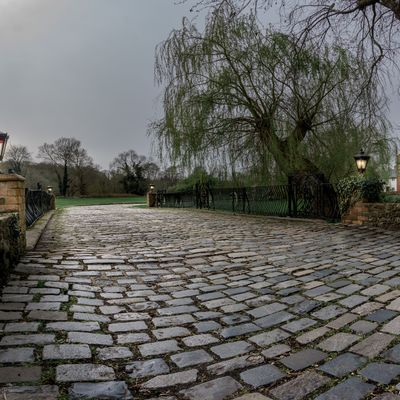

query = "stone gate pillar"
[[0, 173, 26, 248], [147, 191, 156, 207]]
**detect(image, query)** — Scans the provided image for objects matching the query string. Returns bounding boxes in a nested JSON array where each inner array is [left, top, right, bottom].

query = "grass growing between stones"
[[61, 296, 77, 312], [57, 393, 69, 400], [41, 365, 56, 384], [32, 293, 41, 302]]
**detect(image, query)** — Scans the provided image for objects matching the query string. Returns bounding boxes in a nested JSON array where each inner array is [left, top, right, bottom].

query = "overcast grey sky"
[[0, 0, 399, 169], [0, 0, 194, 169]]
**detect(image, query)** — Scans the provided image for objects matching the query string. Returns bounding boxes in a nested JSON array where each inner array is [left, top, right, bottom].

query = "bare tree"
[[142, 161, 160, 182], [70, 148, 94, 196], [38, 138, 90, 196], [5, 145, 32, 175], [110, 150, 150, 195]]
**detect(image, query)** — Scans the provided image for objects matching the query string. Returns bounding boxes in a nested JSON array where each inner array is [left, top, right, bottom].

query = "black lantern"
[[354, 149, 370, 174], [0, 132, 9, 162]]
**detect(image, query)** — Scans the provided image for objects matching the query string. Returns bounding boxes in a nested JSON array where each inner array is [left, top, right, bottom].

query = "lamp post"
[[354, 149, 370, 174], [0, 132, 9, 162], [47, 186, 53, 194], [149, 184, 155, 192]]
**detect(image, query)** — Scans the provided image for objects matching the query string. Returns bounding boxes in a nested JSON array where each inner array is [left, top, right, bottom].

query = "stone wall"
[[0, 213, 24, 287], [343, 202, 400, 229], [0, 174, 27, 287], [0, 174, 26, 241]]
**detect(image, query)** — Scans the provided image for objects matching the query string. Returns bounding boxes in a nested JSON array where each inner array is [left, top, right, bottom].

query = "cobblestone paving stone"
[[1, 205, 400, 399]]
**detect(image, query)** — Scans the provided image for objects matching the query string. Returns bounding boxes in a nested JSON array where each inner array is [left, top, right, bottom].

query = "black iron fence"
[[156, 178, 340, 221], [26, 189, 54, 227]]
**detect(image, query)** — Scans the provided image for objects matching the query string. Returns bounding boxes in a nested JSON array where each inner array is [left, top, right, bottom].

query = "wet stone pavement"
[[1, 206, 400, 399]]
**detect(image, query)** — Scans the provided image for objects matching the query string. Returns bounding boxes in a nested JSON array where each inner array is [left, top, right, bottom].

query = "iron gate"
[[157, 175, 340, 221], [288, 174, 340, 220]]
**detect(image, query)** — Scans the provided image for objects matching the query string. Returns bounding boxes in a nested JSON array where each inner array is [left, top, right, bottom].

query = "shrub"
[[360, 177, 385, 202], [382, 194, 400, 203], [337, 175, 384, 215]]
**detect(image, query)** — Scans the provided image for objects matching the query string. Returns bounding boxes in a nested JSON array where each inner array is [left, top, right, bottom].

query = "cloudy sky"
[[0, 0, 399, 169], [0, 0, 194, 168]]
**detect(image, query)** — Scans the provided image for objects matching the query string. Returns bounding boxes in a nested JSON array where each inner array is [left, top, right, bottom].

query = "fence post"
[[209, 187, 215, 210], [318, 183, 323, 218], [0, 173, 26, 249], [242, 187, 246, 213], [288, 175, 293, 217]]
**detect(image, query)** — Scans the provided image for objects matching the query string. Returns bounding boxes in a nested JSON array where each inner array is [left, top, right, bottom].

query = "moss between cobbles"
[[40, 365, 56, 385], [54, 332, 68, 343], [5, 379, 45, 388], [60, 295, 77, 312], [57, 392, 69, 400], [32, 293, 41, 302]]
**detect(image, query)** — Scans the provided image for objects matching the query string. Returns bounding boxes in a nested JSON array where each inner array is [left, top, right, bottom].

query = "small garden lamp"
[[0, 132, 9, 162], [150, 184, 155, 192], [354, 149, 370, 174], [47, 186, 53, 194]]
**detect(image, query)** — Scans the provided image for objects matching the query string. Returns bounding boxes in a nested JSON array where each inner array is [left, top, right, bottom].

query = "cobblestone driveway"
[[1, 205, 400, 400]]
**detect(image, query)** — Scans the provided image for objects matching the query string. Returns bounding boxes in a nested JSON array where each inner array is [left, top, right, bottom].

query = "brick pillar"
[[50, 194, 56, 210], [147, 192, 156, 207], [0, 173, 26, 248]]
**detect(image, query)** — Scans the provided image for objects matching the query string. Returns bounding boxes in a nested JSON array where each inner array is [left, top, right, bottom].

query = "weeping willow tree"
[[152, 9, 390, 183]]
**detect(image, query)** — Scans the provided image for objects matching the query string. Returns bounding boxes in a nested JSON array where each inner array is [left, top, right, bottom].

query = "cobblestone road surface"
[[1, 205, 400, 399]]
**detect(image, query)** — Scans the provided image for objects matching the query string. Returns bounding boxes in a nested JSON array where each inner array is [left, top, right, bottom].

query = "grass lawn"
[[56, 196, 146, 209]]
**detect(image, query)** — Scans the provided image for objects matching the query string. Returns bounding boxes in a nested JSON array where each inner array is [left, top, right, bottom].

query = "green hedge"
[[382, 194, 400, 203], [337, 175, 384, 215]]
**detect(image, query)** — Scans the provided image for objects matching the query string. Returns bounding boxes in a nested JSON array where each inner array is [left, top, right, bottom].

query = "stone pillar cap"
[[0, 173, 25, 182]]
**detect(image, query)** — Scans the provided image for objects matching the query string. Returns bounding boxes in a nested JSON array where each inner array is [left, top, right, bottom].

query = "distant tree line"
[[4, 137, 182, 196]]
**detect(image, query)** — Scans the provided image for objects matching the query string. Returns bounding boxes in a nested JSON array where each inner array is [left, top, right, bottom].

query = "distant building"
[[388, 168, 397, 192]]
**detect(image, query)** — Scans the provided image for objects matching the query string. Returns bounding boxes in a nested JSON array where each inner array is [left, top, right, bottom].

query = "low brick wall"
[[0, 213, 24, 287], [343, 202, 400, 229]]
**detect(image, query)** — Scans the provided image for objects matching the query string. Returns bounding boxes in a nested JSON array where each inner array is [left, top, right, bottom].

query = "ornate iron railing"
[[157, 179, 340, 221], [25, 189, 54, 227]]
